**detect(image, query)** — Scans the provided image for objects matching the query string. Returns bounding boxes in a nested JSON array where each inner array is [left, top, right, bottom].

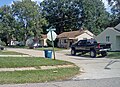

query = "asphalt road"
[[0, 77, 120, 87], [1, 48, 120, 87]]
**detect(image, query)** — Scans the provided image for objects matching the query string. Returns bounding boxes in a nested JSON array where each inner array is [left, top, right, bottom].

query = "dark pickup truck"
[[71, 39, 111, 58]]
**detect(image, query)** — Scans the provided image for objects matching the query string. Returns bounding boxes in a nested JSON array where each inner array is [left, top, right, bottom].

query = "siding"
[[96, 28, 120, 51]]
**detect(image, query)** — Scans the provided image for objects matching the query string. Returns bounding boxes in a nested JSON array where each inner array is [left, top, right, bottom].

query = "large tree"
[[12, 0, 47, 43], [41, 0, 109, 35], [108, 0, 120, 27], [0, 5, 16, 45], [40, 0, 84, 34], [82, 0, 110, 35]]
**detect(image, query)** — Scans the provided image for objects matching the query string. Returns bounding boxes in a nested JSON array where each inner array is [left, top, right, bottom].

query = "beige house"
[[57, 30, 95, 48], [40, 34, 47, 47], [96, 23, 120, 51]]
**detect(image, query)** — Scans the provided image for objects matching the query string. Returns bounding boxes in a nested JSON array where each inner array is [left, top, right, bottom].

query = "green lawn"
[[107, 52, 120, 59], [0, 67, 79, 84], [35, 47, 66, 51], [0, 51, 26, 55], [0, 57, 73, 68]]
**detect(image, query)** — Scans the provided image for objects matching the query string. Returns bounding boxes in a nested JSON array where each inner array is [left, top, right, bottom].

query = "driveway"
[[6, 48, 120, 80]]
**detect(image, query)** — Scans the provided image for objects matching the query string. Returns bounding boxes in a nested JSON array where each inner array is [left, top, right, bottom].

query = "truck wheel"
[[71, 49, 76, 56], [90, 50, 96, 58], [101, 51, 107, 57]]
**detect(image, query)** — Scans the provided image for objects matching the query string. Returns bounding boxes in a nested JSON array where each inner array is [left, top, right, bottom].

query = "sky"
[[0, 0, 43, 6], [0, 0, 110, 11]]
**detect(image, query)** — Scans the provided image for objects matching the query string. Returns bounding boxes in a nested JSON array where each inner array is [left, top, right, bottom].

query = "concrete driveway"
[[6, 48, 120, 80]]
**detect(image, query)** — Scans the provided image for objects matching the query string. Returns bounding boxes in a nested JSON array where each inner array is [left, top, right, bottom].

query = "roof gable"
[[115, 23, 120, 30]]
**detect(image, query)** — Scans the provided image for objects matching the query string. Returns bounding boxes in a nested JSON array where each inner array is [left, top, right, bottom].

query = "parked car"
[[71, 39, 111, 58], [29, 43, 41, 49]]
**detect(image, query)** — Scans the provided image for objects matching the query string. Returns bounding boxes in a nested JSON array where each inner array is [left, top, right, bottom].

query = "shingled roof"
[[41, 34, 47, 39], [57, 30, 92, 39], [114, 23, 120, 32]]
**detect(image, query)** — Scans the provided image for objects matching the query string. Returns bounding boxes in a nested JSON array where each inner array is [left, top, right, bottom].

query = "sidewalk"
[[0, 65, 74, 72]]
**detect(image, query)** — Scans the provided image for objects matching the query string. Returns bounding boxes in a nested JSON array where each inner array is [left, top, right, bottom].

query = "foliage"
[[40, 0, 84, 34], [41, 0, 110, 35], [107, 0, 120, 27], [81, 0, 110, 35], [108, 0, 120, 14], [12, 0, 47, 42], [0, 5, 16, 45], [0, 0, 47, 45]]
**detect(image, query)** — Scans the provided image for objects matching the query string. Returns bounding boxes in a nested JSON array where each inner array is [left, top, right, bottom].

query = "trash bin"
[[44, 50, 52, 58]]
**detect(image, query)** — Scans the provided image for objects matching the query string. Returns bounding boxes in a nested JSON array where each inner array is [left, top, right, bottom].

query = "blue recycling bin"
[[44, 50, 52, 58]]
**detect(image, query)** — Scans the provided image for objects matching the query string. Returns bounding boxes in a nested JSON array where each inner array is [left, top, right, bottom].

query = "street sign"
[[46, 26, 56, 60], [47, 26, 56, 31], [47, 31, 57, 41]]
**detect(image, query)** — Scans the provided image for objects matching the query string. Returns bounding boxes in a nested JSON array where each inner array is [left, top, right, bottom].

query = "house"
[[96, 23, 120, 51], [40, 34, 47, 47], [26, 35, 47, 47], [57, 30, 95, 48]]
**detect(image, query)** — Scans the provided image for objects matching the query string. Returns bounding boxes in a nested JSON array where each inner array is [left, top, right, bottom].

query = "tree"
[[12, 0, 47, 43], [107, 0, 120, 27], [81, 0, 110, 35], [108, 0, 120, 14], [0, 5, 16, 45], [40, 0, 84, 34]]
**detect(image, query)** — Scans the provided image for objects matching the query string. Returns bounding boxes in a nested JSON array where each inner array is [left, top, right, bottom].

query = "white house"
[[96, 23, 120, 51], [40, 34, 48, 47], [57, 30, 95, 48]]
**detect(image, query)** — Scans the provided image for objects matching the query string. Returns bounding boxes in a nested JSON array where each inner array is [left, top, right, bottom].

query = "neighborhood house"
[[96, 23, 120, 51], [57, 29, 95, 48], [40, 34, 48, 47]]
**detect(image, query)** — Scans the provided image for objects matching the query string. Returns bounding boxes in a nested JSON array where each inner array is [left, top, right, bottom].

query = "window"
[[106, 36, 110, 42], [64, 39, 67, 43]]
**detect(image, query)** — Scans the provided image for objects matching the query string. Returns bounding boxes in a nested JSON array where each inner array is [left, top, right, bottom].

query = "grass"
[[0, 51, 26, 55], [35, 47, 66, 51], [0, 67, 79, 84], [107, 52, 120, 59], [0, 57, 73, 68]]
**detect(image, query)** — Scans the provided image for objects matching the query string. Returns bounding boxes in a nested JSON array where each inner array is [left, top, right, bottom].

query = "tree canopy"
[[41, 0, 84, 34], [107, 0, 120, 27], [0, 0, 113, 45], [0, 0, 47, 45], [41, 0, 110, 35]]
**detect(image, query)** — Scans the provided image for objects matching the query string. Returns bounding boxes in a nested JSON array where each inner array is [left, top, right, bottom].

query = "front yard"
[[0, 50, 27, 55], [107, 52, 120, 59], [0, 57, 73, 68], [0, 50, 79, 84]]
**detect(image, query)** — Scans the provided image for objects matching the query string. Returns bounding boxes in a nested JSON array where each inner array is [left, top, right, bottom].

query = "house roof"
[[41, 34, 47, 39], [57, 30, 93, 39], [114, 23, 120, 32], [115, 23, 120, 30]]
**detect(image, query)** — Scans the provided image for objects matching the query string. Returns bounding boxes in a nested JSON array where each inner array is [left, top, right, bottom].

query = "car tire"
[[101, 51, 107, 57], [71, 49, 76, 56], [90, 50, 96, 58]]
